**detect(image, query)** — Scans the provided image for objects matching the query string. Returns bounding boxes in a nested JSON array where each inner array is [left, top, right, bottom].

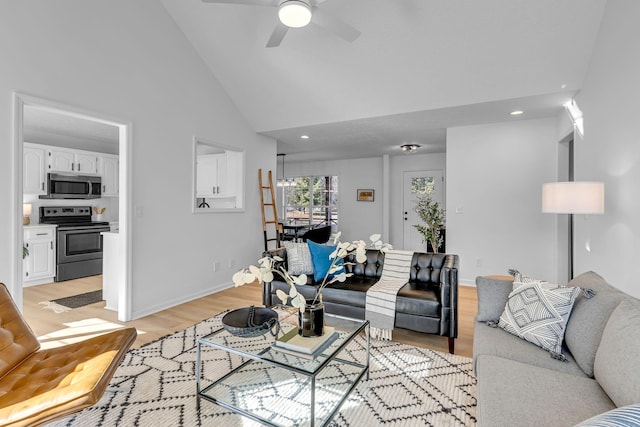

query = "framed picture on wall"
[[357, 189, 375, 202]]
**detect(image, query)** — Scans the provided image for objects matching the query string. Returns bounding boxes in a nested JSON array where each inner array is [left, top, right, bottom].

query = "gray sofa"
[[473, 271, 640, 426]]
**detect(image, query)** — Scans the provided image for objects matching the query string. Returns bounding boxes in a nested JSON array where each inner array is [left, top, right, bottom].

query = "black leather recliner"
[[262, 248, 459, 353]]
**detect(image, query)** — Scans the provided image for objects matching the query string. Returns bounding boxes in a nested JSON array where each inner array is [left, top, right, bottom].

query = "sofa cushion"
[[476, 355, 615, 427], [307, 240, 344, 282], [498, 282, 580, 358], [574, 404, 640, 427], [594, 298, 640, 407], [475, 275, 513, 322], [473, 320, 587, 377], [564, 271, 627, 377], [282, 241, 313, 276]]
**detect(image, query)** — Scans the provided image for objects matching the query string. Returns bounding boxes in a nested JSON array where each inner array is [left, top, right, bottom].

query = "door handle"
[[87, 180, 93, 196]]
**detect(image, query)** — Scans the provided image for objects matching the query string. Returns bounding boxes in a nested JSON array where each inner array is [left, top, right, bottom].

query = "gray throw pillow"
[[594, 299, 640, 407], [475, 276, 513, 322], [564, 271, 626, 377], [282, 241, 314, 276], [499, 281, 580, 359]]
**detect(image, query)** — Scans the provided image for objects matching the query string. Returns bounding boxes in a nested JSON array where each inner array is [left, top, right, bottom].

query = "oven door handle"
[[87, 180, 93, 197]]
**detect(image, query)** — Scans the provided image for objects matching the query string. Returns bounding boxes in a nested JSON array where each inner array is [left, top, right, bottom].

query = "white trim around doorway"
[[12, 92, 133, 321]]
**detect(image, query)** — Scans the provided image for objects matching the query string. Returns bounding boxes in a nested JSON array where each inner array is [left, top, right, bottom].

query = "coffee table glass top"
[[198, 315, 367, 374]]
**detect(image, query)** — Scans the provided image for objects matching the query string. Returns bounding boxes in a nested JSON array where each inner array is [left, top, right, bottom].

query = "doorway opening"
[[402, 170, 444, 251], [12, 93, 132, 322]]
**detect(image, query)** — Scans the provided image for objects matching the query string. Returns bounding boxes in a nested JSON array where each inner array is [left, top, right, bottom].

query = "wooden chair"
[[0, 283, 136, 426]]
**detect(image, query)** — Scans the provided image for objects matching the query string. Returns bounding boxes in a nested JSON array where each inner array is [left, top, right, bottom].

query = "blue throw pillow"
[[307, 240, 345, 282]]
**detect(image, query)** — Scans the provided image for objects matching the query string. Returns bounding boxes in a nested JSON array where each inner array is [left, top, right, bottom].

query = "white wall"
[[573, 0, 640, 297], [284, 158, 383, 243], [389, 153, 446, 249], [0, 1, 275, 317], [446, 118, 558, 285]]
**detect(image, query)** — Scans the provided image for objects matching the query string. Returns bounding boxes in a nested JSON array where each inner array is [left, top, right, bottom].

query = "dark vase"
[[298, 300, 324, 337]]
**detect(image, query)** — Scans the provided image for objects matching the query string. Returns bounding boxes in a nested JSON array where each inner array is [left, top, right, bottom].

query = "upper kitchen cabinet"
[[99, 154, 119, 197], [48, 147, 98, 174], [23, 143, 119, 196], [193, 138, 245, 212], [23, 143, 47, 195]]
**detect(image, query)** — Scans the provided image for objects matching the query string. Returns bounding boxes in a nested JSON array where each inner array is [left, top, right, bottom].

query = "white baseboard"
[[131, 281, 234, 320]]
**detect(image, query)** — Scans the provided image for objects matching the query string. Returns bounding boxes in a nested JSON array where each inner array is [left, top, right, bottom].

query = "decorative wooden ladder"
[[258, 169, 281, 251]]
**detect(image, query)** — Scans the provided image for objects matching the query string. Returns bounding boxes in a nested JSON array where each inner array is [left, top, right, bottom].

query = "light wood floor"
[[23, 276, 478, 357]]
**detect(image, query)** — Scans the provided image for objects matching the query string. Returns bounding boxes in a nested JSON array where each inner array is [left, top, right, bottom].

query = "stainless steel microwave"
[[40, 173, 102, 199]]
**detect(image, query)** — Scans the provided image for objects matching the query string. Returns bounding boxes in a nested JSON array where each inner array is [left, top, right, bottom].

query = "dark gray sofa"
[[474, 271, 640, 426], [262, 247, 460, 353]]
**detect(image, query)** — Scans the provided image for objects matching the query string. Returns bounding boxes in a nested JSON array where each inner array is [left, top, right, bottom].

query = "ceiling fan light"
[[278, 0, 312, 28]]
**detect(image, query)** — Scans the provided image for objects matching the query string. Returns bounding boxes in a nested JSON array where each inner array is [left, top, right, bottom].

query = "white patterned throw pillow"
[[498, 281, 581, 360], [282, 241, 314, 276]]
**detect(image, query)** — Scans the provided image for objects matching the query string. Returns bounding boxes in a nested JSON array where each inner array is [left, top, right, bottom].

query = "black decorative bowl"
[[222, 306, 279, 338]]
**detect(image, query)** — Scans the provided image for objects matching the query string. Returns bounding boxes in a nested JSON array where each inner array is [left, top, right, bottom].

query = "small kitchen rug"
[[40, 290, 103, 313]]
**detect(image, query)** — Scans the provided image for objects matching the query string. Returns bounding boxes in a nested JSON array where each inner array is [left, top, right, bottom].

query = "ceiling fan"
[[201, 0, 361, 48]]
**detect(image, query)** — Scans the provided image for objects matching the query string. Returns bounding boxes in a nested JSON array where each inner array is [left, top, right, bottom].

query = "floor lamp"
[[542, 181, 605, 281]]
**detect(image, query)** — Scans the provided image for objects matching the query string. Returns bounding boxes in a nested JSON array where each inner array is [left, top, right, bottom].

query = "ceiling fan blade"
[[266, 22, 289, 48], [201, 0, 277, 6], [311, 7, 361, 43]]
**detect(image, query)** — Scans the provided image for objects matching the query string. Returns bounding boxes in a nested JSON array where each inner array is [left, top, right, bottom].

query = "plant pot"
[[298, 300, 324, 337]]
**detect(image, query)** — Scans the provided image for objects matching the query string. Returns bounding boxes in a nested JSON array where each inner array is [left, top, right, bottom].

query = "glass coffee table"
[[196, 313, 370, 427]]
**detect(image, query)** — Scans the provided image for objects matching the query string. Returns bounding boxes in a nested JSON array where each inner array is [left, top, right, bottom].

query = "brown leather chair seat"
[[0, 283, 136, 426]]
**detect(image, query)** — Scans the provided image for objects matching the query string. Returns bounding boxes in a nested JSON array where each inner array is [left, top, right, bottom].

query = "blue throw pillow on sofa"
[[307, 240, 345, 283]]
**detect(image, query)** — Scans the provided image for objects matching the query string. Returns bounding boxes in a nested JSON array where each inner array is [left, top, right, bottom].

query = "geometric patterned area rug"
[[48, 313, 477, 426]]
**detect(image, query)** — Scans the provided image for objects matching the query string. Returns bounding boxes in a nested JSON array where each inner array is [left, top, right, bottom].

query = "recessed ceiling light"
[[300, 135, 310, 140], [510, 110, 524, 116]]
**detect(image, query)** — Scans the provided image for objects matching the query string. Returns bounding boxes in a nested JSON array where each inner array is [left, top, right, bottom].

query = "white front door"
[[402, 170, 444, 251]]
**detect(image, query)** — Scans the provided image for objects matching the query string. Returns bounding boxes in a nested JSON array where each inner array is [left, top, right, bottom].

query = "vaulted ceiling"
[[162, 0, 606, 161]]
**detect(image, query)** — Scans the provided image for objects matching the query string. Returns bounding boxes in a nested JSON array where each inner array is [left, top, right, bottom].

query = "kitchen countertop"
[[24, 224, 57, 229]]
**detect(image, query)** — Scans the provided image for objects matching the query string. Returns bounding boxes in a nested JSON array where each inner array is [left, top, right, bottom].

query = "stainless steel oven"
[[39, 206, 110, 282]]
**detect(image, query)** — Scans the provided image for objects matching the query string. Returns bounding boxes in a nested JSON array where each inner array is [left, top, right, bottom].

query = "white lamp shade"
[[542, 181, 605, 214], [23, 203, 32, 216], [278, 0, 312, 28]]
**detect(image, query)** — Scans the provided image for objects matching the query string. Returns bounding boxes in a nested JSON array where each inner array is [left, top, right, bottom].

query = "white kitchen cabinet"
[[23, 143, 47, 195], [48, 147, 98, 174], [75, 153, 99, 174], [99, 154, 119, 197], [23, 225, 56, 286], [48, 148, 75, 173], [196, 153, 228, 198]]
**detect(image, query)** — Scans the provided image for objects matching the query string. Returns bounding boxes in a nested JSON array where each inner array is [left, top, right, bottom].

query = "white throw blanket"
[[365, 249, 413, 340]]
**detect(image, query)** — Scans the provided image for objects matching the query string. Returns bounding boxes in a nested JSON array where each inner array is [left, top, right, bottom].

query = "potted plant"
[[413, 194, 445, 253], [233, 233, 391, 336]]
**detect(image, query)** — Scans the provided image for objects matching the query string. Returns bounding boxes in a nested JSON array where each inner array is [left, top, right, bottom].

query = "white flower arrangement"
[[232, 232, 392, 310]]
